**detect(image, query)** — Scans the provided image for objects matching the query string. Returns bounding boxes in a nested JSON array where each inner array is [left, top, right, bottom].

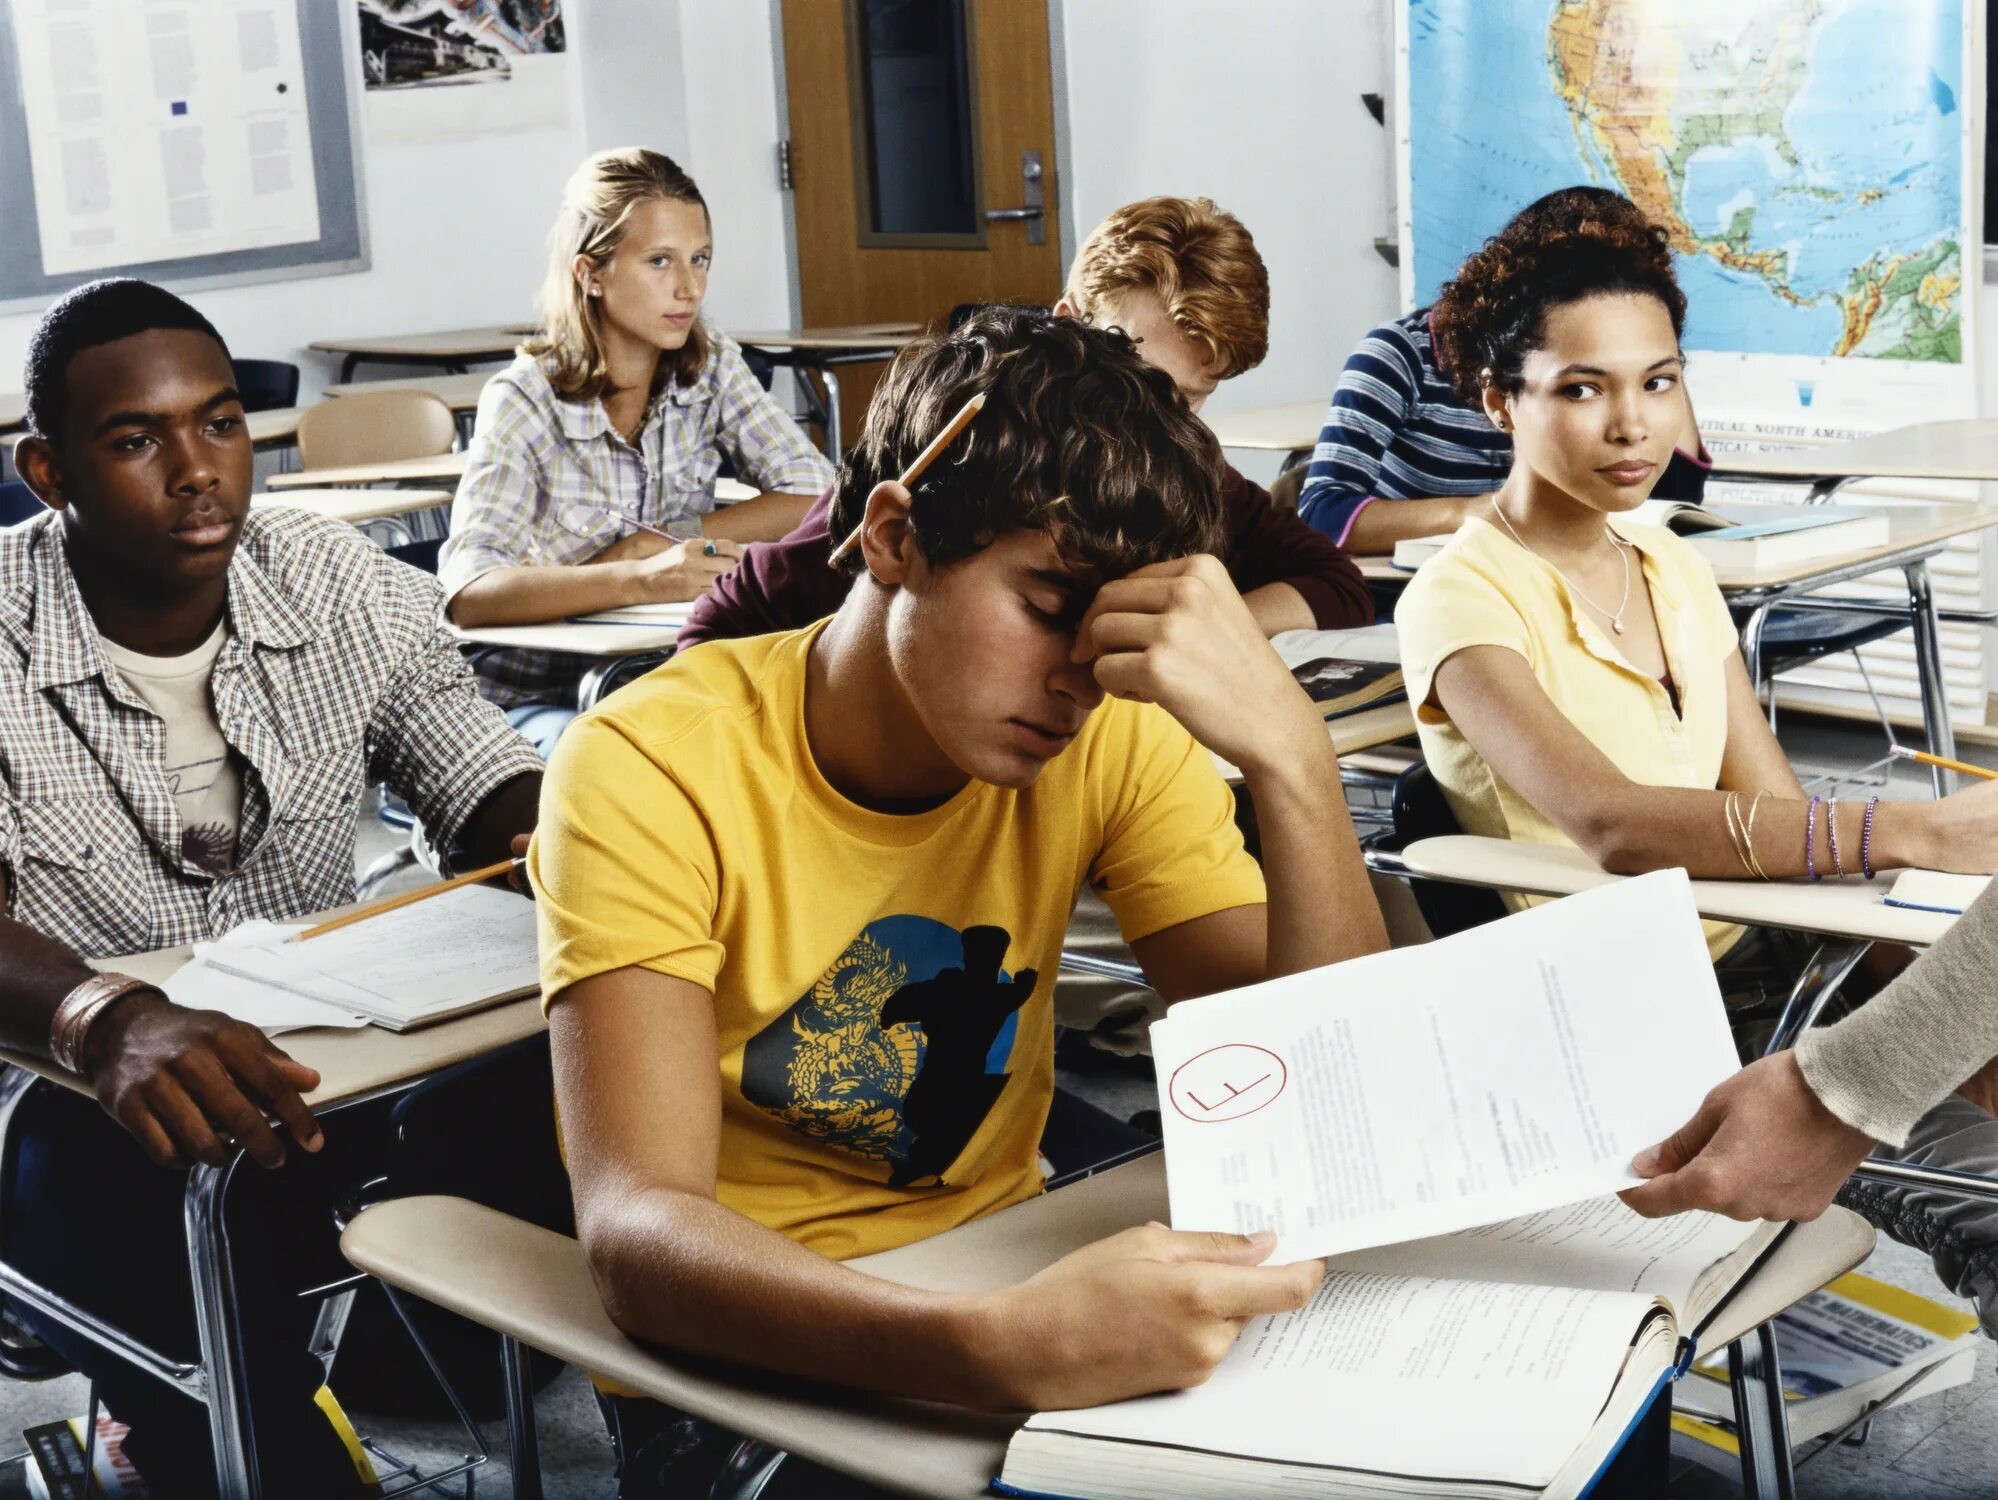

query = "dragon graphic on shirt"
[[740, 917, 1035, 1187]]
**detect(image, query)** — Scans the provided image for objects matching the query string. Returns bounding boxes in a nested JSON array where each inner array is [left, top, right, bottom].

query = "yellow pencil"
[[825, 391, 986, 566], [1890, 746, 1998, 782], [294, 856, 523, 942]]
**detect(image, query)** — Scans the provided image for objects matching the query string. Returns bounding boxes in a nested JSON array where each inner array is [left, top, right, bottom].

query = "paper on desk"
[[1270, 624, 1399, 668], [162, 923, 371, 1033], [196, 885, 539, 1028], [569, 601, 696, 626], [1151, 870, 1739, 1263]]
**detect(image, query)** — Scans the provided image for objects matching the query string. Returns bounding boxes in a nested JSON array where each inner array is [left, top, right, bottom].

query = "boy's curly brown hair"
[[827, 306, 1226, 580], [1429, 186, 1686, 405]]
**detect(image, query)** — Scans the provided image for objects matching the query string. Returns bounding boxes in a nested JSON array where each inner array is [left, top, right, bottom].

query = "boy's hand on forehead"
[[1073, 554, 1321, 775]]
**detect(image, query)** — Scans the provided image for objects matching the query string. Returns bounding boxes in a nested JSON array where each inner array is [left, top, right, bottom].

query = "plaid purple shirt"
[[438, 335, 836, 709], [0, 508, 541, 960]]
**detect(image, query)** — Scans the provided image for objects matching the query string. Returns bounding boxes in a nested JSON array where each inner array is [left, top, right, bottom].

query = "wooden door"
[[779, 0, 1064, 436]]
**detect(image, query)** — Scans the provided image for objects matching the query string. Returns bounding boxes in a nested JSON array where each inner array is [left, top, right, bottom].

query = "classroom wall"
[[1054, 0, 1401, 483], [0, 0, 765, 406]]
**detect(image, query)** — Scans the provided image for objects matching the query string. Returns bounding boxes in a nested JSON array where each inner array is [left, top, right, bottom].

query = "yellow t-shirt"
[[532, 621, 1265, 1262], [1397, 515, 1745, 958]]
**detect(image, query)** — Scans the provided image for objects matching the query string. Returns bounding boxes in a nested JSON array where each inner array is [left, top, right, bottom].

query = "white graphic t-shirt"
[[99, 621, 242, 874]]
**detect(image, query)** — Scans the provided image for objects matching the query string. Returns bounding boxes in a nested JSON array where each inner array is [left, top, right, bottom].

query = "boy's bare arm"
[[1080, 555, 1389, 993], [553, 964, 1322, 1410]]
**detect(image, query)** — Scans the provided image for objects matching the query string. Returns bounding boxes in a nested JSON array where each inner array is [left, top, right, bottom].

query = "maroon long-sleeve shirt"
[[678, 465, 1372, 649]]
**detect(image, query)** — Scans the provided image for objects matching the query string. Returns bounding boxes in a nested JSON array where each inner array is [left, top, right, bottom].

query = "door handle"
[[986, 149, 1046, 245]]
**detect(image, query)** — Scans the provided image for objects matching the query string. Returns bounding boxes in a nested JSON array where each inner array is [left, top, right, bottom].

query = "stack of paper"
[[162, 885, 539, 1033]]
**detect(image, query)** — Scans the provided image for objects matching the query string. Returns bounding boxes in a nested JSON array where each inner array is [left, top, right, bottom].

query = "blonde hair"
[[525, 147, 711, 402], [1066, 197, 1269, 381]]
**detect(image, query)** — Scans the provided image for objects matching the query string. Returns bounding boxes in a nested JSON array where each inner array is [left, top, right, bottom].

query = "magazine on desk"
[[996, 874, 1804, 1500]]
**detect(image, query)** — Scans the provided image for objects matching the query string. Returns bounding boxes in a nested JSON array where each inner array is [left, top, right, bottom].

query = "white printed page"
[[1028, 1270, 1661, 1489], [1333, 1195, 1771, 1325], [1270, 625, 1401, 667], [1153, 871, 1739, 1261], [14, 0, 321, 276], [202, 886, 539, 1023]]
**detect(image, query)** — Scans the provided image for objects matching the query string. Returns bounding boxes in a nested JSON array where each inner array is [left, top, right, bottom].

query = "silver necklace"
[[1493, 498, 1633, 634]]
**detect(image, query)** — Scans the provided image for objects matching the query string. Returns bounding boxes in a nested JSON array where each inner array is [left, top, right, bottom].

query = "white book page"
[[162, 943, 370, 1034], [1270, 625, 1401, 667], [1153, 871, 1739, 1261], [1332, 1195, 1764, 1324], [1028, 1271, 1658, 1489], [200, 886, 539, 1023]]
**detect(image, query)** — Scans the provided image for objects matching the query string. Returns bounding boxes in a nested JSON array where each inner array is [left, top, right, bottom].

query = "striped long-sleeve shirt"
[[1296, 309, 1707, 547]]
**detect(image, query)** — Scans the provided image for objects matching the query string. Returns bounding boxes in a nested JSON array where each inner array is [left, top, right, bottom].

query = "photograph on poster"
[[358, 0, 565, 92]]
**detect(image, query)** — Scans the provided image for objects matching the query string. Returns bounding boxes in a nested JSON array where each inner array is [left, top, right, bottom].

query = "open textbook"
[[999, 1198, 1791, 1499], [161, 884, 538, 1032], [997, 877, 1809, 1499]]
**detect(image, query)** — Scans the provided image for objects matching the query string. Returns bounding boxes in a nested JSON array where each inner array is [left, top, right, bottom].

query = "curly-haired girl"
[[1296, 187, 1709, 554], [1395, 188, 1998, 1332]]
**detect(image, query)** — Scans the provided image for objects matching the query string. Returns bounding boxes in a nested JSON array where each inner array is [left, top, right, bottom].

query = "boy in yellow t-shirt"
[[532, 307, 1387, 1494]]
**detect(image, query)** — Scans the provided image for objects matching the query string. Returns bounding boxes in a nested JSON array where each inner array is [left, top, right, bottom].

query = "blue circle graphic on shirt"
[[739, 916, 1035, 1187]]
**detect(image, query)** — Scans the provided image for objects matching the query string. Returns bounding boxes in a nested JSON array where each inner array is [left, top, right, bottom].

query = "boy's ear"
[[855, 480, 919, 584], [10, 438, 65, 514], [1051, 293, 1081, 321]]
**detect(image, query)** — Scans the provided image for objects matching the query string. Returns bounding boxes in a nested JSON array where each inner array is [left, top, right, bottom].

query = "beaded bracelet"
[[1861, 795, 1880, 881], [1826, 796, 1845, 878], [1804, 795, 1822, 881]]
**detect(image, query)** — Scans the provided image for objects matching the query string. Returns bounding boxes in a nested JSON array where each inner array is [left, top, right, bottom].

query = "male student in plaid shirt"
[[0, 279, 542, 1497]]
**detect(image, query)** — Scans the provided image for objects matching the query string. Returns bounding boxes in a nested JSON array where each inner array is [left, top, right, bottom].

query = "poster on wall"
[[1395, 0, 1983, 441], [359, 0, 571, 143], [12, 0, 322, 277]]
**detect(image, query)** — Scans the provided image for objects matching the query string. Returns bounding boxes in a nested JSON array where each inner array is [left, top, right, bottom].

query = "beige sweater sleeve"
[[1795, 879, 1998, 1146]]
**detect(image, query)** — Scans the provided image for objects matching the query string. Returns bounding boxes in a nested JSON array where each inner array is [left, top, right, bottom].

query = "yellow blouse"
[[1397, 515, 1745, 957]]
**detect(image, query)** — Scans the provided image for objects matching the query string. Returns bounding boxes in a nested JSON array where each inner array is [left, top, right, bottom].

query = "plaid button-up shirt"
[[438, 334, 836, 709], [0, 508, 542, 960]]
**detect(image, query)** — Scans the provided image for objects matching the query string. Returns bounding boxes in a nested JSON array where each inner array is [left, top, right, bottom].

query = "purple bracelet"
[[1805, 795, 1822, 881], [1862, 795, 1879, 880], [1827, 796, 1845, 878]]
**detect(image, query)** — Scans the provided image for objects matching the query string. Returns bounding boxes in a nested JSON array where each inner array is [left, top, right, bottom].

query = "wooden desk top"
[[1714, 420, 1998, 484], [266, 452, 471, 489], [731, 322, 922, 352], [0, 392, 24, 435], [246, 406, 305, 448], [1399, 835, 1960, 947], [307, 325, 536, 360], [321, 371, 494, 409], [342, 1154, 1870, 1500], [254, 488, 454, 526], [1204, 399, 1323, 453], [1353, 502, 1998, 593]]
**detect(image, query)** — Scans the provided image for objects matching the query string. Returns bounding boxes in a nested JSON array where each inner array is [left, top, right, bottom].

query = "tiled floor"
[[0, 714, 1993, 1496]]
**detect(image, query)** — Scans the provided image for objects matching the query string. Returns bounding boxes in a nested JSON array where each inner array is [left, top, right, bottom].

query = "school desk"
[[266, 452, 471, 490], [1203, 399, 1323, 458], [321, 372, 494, 443], [730, 323, 923, 455], [252, 487, 455, 528], [1711, 419, 1998, 501], [340, 1152, 1873, 1500], [308, 324, 538, 382], [0, 918, 549, 1500]]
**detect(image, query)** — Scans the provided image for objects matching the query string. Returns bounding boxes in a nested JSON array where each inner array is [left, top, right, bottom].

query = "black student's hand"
[[506, 831, 533, 898], [83, 992, 324, 1170]]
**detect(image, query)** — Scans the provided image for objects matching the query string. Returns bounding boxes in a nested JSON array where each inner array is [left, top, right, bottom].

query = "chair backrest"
[[1388, 762, 1508, 938], [384, 536, 445, 575], [0, 481, 45, 528], [389, 1032, 573, 1236], [297, 390, 455, 470], [232, 358, 301, 413], [1266, 464, 1306, 513]]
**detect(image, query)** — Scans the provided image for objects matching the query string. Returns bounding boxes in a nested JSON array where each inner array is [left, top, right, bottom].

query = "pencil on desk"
[[294, 856, 524, 941], [1890, 746, 1998, 782], [826, 391, 986, 566]]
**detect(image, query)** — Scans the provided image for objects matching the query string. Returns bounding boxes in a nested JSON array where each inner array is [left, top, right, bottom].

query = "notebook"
[[1882, 869, 1990, 916], [1632, 500, 1889, 568], [168, 884, 539, 1032], [1288, 657, 1406, 720]]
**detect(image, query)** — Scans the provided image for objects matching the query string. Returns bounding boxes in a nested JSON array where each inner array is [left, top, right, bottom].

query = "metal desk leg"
[[500, 1334, 544, 1500], [1729, 1322, 1797, 1500], [818, 365, 842, 457], [1903, 560, 1955, 794], [1737, 601, 1776, 731], [1760, 938, 1869, 1058], [186, 1158, 259, 1500]]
